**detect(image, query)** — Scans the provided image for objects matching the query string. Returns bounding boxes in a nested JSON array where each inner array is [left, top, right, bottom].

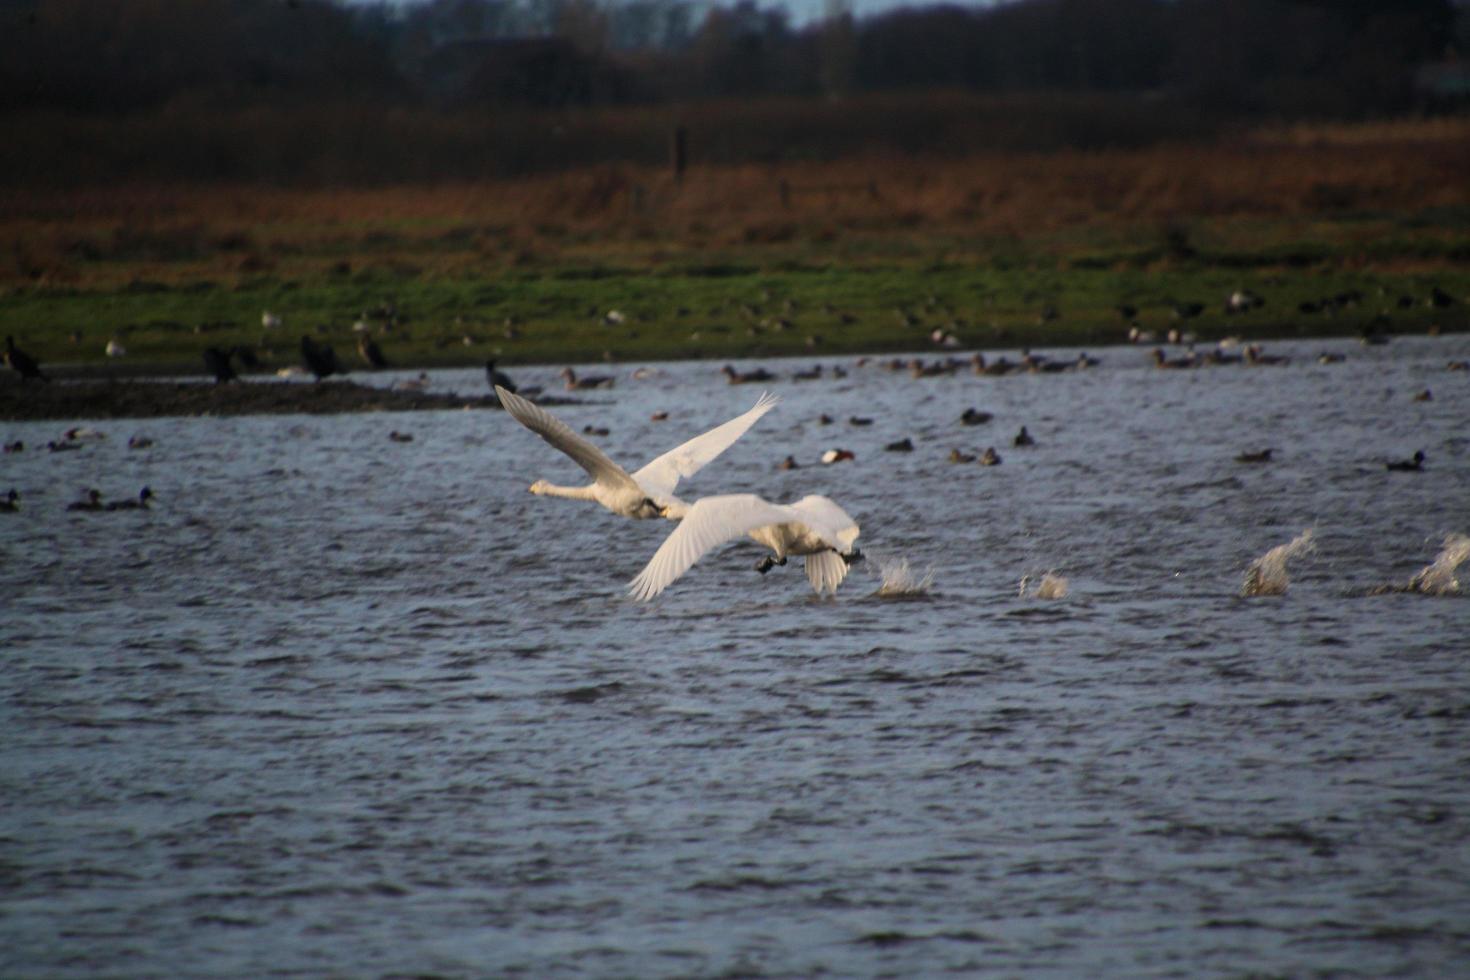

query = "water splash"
[[1018, 572, 1069, 599], [875, 557, 935, 597], [1242, 529, 1315, 596], [1408, 533, 1470, 596]]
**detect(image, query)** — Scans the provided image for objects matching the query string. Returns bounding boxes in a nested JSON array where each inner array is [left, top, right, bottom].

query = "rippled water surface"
[[4, 335, 1469, 977]]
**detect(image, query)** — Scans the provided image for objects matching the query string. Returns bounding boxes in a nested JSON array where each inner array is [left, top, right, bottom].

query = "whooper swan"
[[628, 493, 861, 600], [495, 385, 777, 520]]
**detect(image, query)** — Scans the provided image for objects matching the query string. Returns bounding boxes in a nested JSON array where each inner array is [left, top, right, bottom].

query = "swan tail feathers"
[[805, 550, 850, 596]]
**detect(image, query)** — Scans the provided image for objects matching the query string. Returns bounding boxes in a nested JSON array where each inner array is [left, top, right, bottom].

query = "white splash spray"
[[1242, 529, 1316, 597], [876, 557, 935, 597], [1018, 572, 1069, 599], [1409, 533, 1470, 596]]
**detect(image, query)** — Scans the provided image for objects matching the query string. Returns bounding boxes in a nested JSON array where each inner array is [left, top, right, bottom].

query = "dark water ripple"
[[3, 335, 1469, 976]]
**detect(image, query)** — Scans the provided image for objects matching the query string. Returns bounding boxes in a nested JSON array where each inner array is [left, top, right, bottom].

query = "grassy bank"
[[3, 117, 1467, 375]]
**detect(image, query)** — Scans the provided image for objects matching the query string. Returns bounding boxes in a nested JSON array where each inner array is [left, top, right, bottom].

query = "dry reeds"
[[2, 111, 1467, 288]]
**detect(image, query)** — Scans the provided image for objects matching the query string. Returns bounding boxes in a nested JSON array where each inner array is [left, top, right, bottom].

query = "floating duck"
[[66, 489, 105, 511], [721, 364, 775, 385], [961, 408, 993, 426], [1013, 426, 1035, 447], [1236, 449, 1274, 464], [389, 431, 414, 443], [0, 489, 18, 512], [980, 447, 1002, 466], [948, 448, 975, 464], [1245, 344, 1288, 366], [106, 487, 153, 511], [1386, 451, 1425, 472], [1152, 348, 1195, 370], [561, 367, 615, 390], [885, 438, 914, 452], [821, 449, 855, 465], [393, 372, 430, 392]]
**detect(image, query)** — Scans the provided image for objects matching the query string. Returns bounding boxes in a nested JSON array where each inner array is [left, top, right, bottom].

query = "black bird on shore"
[[4, 336, 48, 382], [358, 335, 389, 369], [202, 347, 237, 383], [300, 336, 345, 380], [230, 345, 261, 371], [486, 359, 517, 395]]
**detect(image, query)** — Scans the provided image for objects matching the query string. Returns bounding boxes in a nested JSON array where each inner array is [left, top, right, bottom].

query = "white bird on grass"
[[495, 385, 777, 520], [628, 493, 862, 601]]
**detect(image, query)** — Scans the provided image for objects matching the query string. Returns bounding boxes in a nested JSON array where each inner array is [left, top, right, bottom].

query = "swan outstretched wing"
[[632, 391, 778, 500], [628, 494, 797, 601], [496, 385, 641, 494]]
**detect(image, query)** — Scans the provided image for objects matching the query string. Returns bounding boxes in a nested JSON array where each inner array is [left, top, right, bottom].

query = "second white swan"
[[628, 493, 862, 600]]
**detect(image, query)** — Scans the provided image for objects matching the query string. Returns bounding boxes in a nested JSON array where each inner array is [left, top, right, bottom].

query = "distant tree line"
[[0, 0, 1461, 116]]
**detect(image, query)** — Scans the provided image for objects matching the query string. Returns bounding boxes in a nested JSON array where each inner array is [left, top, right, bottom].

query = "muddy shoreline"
[[0, 377, 583, 422]]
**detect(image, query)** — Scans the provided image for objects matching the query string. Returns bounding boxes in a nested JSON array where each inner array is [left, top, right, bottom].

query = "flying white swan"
[[628, 493, 862, 600], [495, 385, 778, 520]]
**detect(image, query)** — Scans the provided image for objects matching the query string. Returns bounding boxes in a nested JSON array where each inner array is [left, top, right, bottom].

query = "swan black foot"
[[755, 556, 788, 574], [841, 549, 864, 566]]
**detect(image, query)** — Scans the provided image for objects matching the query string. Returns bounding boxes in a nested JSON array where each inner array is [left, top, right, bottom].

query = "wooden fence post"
[[670, 124, 687, 184]]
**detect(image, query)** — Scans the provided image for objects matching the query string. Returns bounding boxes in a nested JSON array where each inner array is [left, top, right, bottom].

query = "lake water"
[[3, 334, 1468, 977]]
